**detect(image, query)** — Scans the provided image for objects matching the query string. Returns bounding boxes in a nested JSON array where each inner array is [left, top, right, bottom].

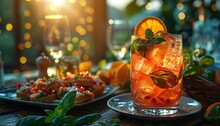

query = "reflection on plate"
[[0, 85, 119, 108], [107, 93, 202, 120]]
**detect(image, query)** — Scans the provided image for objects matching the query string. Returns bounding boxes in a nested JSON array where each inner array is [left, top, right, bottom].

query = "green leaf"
[[111, 118, 121, 123], [51, 116, 63, 126], [45, 91, 76, 123], [150, 70, 179, 88], [44, 109, 56, 123], [183, 51, 192, 62], [44, 109, 55, 116], [145, 29, 154, 39], [193, 48, 206, 58], [70, 113, 101, 126], [63, 115, 78, 123], [183, 61, 200, 77], [152, 38, 166, 44], [57, 91, 76, 112], [15, 115, 47, 126], [199, 55, 215, 68]]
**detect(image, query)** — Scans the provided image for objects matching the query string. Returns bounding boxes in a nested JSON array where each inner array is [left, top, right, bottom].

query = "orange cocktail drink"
[[130, 17, 183, 115]]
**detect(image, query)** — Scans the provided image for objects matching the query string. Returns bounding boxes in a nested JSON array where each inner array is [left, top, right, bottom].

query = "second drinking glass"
[[106, 19, 131, 61], [43, 15, 70, 76]]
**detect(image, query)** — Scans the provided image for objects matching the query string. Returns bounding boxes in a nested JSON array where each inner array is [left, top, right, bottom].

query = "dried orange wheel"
[[134, 16, 167, 37]]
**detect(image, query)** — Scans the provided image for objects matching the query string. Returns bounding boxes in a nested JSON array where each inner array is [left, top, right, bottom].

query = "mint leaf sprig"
[[131, 28, 165, 57], [145, 29, 166, 44], [183, 48, 215, 81]]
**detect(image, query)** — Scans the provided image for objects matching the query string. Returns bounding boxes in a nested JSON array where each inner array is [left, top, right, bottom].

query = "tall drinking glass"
[[43, 15, 70, 76], [106, 19, 131, 60], [130, 34, 183, 115]]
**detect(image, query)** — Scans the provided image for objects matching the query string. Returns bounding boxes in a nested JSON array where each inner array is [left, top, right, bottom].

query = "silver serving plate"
[[107, 93, 202, 120]]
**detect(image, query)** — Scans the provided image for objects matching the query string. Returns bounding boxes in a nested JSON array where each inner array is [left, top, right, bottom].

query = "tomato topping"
[[78, 86, 85, 93], [17, 83, 22, 90]]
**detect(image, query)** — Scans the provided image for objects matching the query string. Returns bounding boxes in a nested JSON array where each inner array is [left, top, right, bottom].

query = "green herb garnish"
[[131, 28, 165, 57]]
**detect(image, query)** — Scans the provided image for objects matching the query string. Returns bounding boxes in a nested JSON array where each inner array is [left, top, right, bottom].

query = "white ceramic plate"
[[0, 85, 119, 108], [107, 93, 202, 120]]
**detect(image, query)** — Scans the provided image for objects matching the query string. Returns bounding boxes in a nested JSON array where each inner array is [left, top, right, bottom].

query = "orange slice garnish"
[[134, 16, 167, 37]]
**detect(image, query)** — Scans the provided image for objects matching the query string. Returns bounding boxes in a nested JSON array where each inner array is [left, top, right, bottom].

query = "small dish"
[[107, 93, 202, 120]]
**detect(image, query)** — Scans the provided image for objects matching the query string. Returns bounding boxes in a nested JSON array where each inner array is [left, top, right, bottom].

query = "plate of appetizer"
[[0, 71, 119, 108]]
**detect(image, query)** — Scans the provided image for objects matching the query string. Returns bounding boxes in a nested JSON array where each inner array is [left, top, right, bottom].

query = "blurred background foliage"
[[106, 0, 220, 63]]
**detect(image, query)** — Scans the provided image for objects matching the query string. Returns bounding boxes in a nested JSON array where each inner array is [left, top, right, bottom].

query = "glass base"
[[134, 103, 178, 116]]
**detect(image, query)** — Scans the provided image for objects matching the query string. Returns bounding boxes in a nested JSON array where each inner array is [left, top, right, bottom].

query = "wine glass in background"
[[106, 19, 131, 60], [43, 15, 70, 76]]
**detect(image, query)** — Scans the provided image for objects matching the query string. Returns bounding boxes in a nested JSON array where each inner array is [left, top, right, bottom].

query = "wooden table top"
[[0, 89, 215, 126], [0, 71, 217, 126]]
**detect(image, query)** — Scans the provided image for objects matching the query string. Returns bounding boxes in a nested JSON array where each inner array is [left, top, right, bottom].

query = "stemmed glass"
[[43, 15, 70, 76], [106, 19, 131, 60]]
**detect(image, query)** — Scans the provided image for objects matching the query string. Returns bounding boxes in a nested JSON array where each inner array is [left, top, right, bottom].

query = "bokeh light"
[[18, 43, 25, 50], [38, 20, 45, 27], [80, 0, 86, 7], [79, 40, 86, 47], [145, 2, 152, 10], [84, 6, 94, 14], [24, 23, 32, 30], [86, 16, 93, 23], [79, 17, 85, 24], [25, 41, 32, 48], [177, 3, 184, 10], [178, 12, 185, 20], [67, 43, 73, 51], [24, 10, 31, 17], [211, 4, 217, 11], [24, 33, 31, 40], [72, 37, 79, 44], [20, 56, 27, 64], [6, 23, 13, 31], [86, 25, 93, 31]]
